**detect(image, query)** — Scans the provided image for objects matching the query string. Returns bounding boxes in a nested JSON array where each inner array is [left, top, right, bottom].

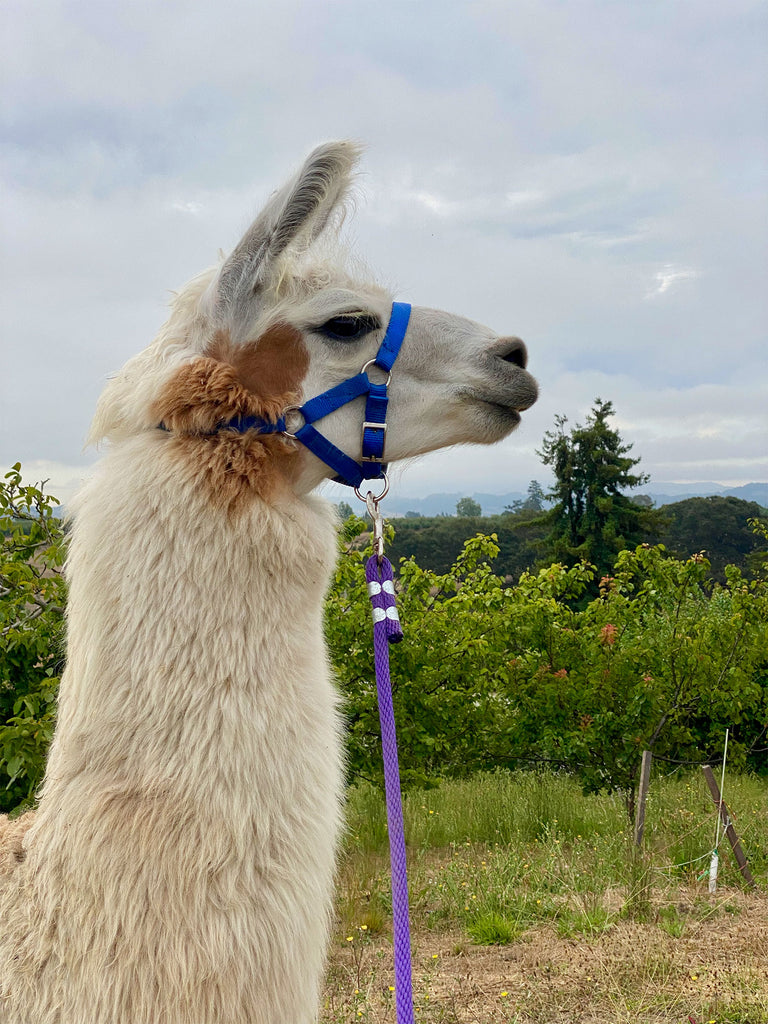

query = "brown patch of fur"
[[152, 358, 283, 435], [152, 322, 310, 513], [167, 432, 300, 515], [0, 812, 34, 878], [208, 323, 310, 405]]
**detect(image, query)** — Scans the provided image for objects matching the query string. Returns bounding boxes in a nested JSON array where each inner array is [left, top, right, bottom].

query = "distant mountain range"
[[386, 482, 768, 518]]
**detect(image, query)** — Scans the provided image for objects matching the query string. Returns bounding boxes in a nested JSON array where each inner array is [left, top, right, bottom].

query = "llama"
[[0, 141, 538, 1023]]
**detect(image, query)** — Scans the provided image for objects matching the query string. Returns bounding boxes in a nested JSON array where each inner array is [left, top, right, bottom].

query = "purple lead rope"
[[365, 554, 415, 1024]]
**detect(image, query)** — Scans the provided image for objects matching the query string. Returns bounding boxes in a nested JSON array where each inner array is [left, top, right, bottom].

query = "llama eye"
[[317, 314, 380, 341]]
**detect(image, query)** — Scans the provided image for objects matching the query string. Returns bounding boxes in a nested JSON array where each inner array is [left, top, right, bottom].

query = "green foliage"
[[455, 496, 482, 517], [387, 510, 545, 579], [327, 526, 512, 788], [661, 496, 768, 582], [0, 465, 67, 812], [506, 479, 547, 514], [503, 546, 768, 812], [328, 521, 768, 812], [746, 516, 768, 578], [538, 398, 666, 581]]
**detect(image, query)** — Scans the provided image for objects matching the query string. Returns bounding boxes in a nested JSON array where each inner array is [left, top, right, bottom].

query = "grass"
[[324, 770, 768, 1023]]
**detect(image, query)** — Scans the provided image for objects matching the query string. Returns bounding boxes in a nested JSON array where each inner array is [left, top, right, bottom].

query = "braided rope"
[[365, 554, 414, 1024]]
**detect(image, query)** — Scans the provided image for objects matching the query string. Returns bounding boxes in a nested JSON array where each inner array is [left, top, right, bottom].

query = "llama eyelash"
[[315, 313, 381, 341]]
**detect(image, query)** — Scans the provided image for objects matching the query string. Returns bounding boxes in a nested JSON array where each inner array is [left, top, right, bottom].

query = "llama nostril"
[[497, 337, 528, 370]]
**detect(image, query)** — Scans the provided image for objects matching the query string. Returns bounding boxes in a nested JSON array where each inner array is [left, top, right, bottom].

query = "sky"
[[2, 0, 766, 507]]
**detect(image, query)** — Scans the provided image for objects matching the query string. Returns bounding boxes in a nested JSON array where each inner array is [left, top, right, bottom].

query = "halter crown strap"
[[374, 301, 412, 373]]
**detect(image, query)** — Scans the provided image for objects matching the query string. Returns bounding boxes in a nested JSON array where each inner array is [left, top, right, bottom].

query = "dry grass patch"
[[323, 888, 768, 1022], [325, 772, 768, 1021]]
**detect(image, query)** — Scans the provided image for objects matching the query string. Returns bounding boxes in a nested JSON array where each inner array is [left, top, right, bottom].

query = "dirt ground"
[[323, 889, 768, 1024]]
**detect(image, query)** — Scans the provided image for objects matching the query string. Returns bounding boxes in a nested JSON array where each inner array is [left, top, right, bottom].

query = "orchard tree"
[[326, 522, 512, 787], [0, 466, 66, 811], [538, 398, 664, 579], [500, 546, 768, 820]]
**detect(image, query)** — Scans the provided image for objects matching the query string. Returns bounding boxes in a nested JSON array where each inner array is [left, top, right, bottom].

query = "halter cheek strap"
[[203, 301, 411, 489], [286, 302, 411, 488]]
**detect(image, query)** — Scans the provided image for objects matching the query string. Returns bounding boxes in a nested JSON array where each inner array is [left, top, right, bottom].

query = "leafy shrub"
[[0, 465, 66, 812]]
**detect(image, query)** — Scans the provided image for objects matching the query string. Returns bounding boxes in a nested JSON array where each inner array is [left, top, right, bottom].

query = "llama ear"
[[215, 141, 362, 319]]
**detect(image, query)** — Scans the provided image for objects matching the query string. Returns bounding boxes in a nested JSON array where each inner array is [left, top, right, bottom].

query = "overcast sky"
[[2, 0, 766, 506]]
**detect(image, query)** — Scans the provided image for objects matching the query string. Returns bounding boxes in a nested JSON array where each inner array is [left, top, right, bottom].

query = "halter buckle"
[[361, 420, 387, 462]]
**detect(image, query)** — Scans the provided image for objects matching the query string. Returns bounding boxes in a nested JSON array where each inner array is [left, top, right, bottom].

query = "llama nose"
[[496, 337, 528, 369]]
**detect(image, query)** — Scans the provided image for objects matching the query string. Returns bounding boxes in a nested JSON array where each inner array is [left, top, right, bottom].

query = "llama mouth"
[[495, 369, 539, 415], [461, 364, 539, 420], [478, 399, 522, 423], [455, 389, 527, 432]]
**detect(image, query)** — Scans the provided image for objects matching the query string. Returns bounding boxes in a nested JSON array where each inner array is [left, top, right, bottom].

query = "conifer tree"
[[538, 398, 664, 576]]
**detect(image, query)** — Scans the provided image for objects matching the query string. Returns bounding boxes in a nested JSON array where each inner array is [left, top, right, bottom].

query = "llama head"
[[90, 142, 537, 503]]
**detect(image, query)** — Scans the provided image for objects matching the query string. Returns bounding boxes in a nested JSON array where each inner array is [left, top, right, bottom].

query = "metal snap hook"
[[354, 474, 390, 564]]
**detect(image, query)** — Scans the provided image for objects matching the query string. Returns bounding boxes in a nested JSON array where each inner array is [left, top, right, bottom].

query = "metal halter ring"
[[360, 358, 392, 387], [281, 406, 306, 440], [354, 473, 390, 504]]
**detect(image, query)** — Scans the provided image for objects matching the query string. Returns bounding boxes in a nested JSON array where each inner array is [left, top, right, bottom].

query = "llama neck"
[[38, 435, 340, 815]]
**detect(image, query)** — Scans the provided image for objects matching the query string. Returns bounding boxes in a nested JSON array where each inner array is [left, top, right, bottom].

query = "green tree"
[[336, 500, 354, 520], [506, 480, 547, 515], [501, 547, 768, 820], [1, 465, 67, 812], [326, 522, 768, 816], [456, 496, 482, 517], [523, 479, 547, 512], [660, 496, 766, 582], [539, 398, 664, 580]]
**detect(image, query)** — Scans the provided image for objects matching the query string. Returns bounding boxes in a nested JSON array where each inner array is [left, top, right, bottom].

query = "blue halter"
[[201, 301, 411, 489]]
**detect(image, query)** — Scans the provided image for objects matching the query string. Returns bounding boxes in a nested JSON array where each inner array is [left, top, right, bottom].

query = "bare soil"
[[323, 888, 768, 1024]]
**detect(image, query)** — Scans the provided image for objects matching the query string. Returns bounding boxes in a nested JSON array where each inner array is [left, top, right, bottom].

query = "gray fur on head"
[[215, 141, 362, 327]]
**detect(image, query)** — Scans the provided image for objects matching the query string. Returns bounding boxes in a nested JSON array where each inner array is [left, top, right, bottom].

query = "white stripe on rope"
[[367, 580, 396, 597], [372, 607, 401, 624]]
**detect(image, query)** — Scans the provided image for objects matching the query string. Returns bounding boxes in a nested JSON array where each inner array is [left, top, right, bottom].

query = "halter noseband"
[[180, 301, 411, 490]]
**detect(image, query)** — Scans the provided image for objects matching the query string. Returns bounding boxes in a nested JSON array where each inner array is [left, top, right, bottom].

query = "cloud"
[[170, 200, 205, 216], [1, 0, 765, 500], [648, 264, 700, 298]]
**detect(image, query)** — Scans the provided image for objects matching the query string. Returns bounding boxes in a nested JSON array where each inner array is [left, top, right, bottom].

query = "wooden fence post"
[[634, 750, 653, 847], [701, 764, 756, 889]]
